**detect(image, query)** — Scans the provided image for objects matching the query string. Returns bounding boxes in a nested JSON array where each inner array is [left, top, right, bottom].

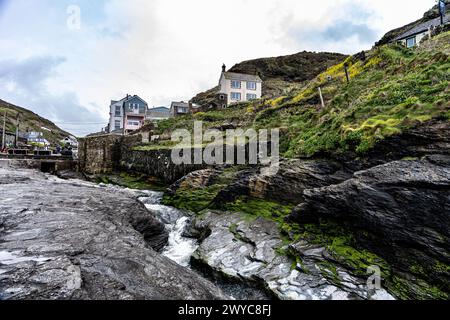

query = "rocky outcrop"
[[0, 169, 225, 300], [289, 155, 450, 299], [190, 211, 394, 300], [213, 159, 351, 205]]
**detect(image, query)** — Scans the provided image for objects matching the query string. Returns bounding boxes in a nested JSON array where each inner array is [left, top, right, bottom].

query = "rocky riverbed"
[[0, 168, 225, 300]]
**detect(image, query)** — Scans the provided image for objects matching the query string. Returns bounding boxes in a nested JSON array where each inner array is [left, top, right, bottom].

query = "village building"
[[147, 106, 170, 122], [170, 101, 190, 118], [26, 131, 50, 147], [219, 64, 262, 106], [394, 13, 449, 48], [108, 95, 148, 135]]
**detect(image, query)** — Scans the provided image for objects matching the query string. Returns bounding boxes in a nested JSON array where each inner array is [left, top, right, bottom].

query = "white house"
[[219, 64, 262, 106], [394, 13, 449, 48], [108, 95, 148, 134]]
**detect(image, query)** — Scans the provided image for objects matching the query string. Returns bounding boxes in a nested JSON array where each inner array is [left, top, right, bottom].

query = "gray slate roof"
[[394, 14, 449, 41], [223, 72, 262, 82]]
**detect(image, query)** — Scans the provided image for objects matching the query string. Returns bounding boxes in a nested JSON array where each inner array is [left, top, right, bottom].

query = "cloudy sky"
[[0, 0, 436, 136]]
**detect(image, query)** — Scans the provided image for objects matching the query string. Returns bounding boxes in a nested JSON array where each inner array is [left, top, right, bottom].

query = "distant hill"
[[0, 99, 72, 145], [191, 51, 346, 106], [377, 0, 450, 46]]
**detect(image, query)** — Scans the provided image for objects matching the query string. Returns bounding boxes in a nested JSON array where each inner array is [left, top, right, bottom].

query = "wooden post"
[[344, 62, 350, 84], [318, 87, 325, 108], [15, 113, 20, 148], [2, 110, 6, 150]]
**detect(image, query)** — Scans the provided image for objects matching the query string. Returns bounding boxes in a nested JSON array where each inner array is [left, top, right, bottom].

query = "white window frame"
[[114, 120, 121, 130], [247, 81, 257, 90], [406, 37, 416, 48], [231, 92, 241, 101], [231, 80, 241, 89], [246, 93, 257, 101]]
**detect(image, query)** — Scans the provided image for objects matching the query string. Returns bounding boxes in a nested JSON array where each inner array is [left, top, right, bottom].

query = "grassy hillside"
[[150, 31, 450, 159], [191, 51, 346, 105], [0, 99, 71, 145]]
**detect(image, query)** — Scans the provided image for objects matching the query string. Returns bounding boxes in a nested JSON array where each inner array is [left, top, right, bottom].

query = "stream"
[[134, 189, 270, 300]]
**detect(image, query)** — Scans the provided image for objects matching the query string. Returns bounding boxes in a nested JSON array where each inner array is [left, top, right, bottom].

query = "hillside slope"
[[191, 51, 346, 105], [0, 99, 71, 145]]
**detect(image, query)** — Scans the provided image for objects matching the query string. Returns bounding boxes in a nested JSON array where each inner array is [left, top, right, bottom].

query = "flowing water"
[[134, 189, 270, 300], [137, 191, 198, 267]]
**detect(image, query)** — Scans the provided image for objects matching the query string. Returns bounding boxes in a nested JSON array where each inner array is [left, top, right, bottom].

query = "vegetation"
[[0, 99, 71, 145]]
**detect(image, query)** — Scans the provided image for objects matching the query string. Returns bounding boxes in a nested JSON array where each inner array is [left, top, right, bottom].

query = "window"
[[231, 80, 241, 89], [114, 120, 121, 130], [177, 107, 188, 113], [406, 37, 416, 48], [246, 94, 257, 101], [247, 81, 257, 90], [115, 106, 121, 116], [231, 92, 241, 101], [219, 94, 225, 100], [127, 121, 140, 126]]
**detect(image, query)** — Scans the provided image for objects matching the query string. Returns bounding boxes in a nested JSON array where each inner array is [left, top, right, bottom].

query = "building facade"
[[218, 65, 262, 106], [108, 95, 148, 134], [170, 101, 190, 117], [394, 14, 449, 48], [147, 106, 170, 122]]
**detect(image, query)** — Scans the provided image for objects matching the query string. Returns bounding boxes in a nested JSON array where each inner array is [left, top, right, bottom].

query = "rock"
[[0, 169, 226, 300], [56, 170, 86, 180], [168, 169, 222, 196], [214, 159, 351, 205], [190, 211, 392, 300], [289, 155, 450, 299]]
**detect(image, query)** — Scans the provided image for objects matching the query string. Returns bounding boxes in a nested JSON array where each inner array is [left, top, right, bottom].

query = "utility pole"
[[15, 113, 20, 148], [2, 110, 6, 151]]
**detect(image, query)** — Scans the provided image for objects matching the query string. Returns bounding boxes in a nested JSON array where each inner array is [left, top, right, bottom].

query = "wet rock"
[[214, 159, 351, 205], [289, 155, 450, 299], [0, 169, 226, 300], [56, 170, 86, 180], [190, 211, 393, 300]]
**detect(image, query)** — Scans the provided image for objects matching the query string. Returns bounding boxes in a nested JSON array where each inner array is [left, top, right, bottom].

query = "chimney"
[[222, 64, 226, 73]]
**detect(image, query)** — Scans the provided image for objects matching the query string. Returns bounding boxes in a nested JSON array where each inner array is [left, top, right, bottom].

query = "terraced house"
[[219, 64, 262, 106], [108, 95, 148, 134]]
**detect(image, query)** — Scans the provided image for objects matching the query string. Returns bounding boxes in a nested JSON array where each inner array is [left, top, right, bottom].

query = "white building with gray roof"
[[394, 13, 449, 48], [218, 64, 262, 106]]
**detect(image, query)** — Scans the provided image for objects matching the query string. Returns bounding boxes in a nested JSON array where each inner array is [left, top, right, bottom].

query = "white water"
[[137, 191, 198, 267]]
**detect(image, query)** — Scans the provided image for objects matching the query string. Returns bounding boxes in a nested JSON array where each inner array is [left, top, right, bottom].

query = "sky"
[[0, 0, 437, 136]]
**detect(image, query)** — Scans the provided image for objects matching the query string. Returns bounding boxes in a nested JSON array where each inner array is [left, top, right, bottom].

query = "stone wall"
[[78, 134, 203, 183], [78, 134, 124, 174], [120, 148, 207, 184]]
